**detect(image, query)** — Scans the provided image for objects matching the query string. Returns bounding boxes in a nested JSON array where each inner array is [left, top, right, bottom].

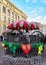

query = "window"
[[11, 19, 14, 22], [11, 12, 14, 18], [2, 15, 6, 22], [8, 18, 10, 24], [2, 6, 6, 13], [7, 9, 10, 15], [1, 0, 3, 1], [15, 14, 17, 19], [3, 25, 6, 32], [18, 16, 20, 20]]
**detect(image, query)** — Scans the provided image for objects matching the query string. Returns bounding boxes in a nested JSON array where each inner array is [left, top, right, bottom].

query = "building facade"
[[0, 0, 27, 35], [34, 22, 42, 31]]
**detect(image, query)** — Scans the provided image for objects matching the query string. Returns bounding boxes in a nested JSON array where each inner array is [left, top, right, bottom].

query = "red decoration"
[[7, 22, 14, 30], [30, 22, 35, 30], [21, 44, 31, 54], [16, 20, 28, 30]]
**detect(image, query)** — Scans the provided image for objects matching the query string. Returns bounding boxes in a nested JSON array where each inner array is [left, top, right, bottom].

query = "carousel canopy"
[[7, 20, 39, 31]]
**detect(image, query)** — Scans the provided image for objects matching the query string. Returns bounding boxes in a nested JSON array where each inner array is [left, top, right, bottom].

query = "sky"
[[10, 0, 46, 24]]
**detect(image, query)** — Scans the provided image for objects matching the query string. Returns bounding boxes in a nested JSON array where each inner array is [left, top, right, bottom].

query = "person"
[[26, 32, 30, 43], [44, 35, 46, 44], [23, 29, 26, 34], [0, 36, 3, 41], [20, 28, 24, 33]]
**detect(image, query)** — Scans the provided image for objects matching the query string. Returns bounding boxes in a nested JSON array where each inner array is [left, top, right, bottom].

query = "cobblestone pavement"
[[0, 41, 46, 65]]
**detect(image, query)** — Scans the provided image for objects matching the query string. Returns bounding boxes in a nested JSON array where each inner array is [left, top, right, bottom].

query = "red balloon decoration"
[[21, 44, 31, 54]]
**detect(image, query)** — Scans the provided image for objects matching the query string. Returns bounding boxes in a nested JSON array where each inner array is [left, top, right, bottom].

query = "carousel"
[[2, 20, 45, 57]]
